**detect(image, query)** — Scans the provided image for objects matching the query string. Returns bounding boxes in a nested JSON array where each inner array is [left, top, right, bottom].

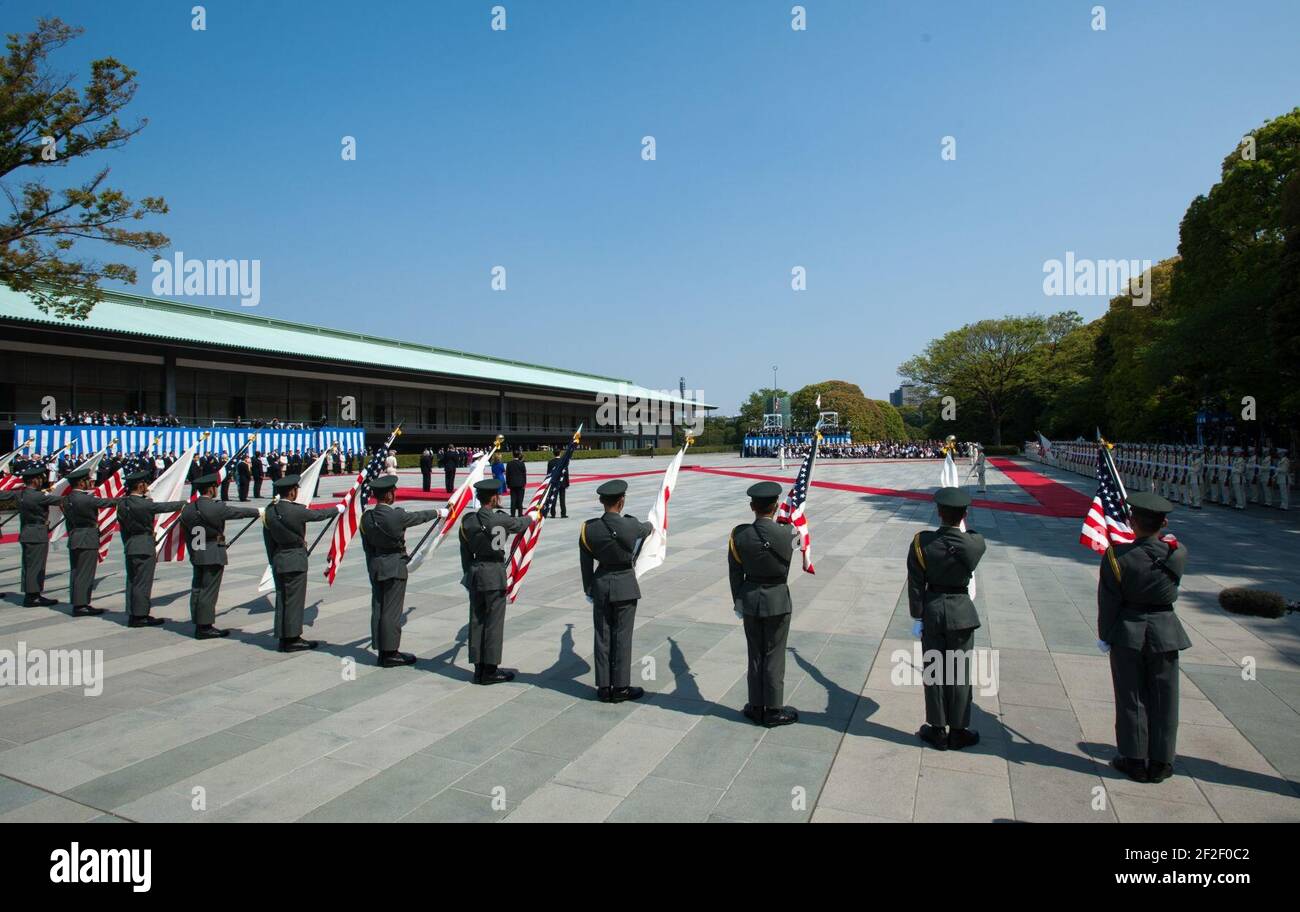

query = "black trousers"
[[20, 541, 48, 594], [125, 552, 157, 617], [190, 564, 224, 626], [237, 479, 250, 501], [69, 546, 97, 606], [273, 570, 308, 639], [743, 612, 791, 708], [371, 577, 406, 651], [468, 588, 507, 665], [1110, 643, 1180, 764], [421, 469, 431, 492], [444, 467, 456, 492], [252, 476, 263, 498], [921, 626, 976, 730], [509, 486, 525, 516], [547, 487, 567, 518], [592, 597, 637, 687]]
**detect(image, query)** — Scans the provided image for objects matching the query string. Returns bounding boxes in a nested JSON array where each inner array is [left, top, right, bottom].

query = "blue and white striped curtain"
[[743, 432, 851, 448], [16, 425, 367, 456]]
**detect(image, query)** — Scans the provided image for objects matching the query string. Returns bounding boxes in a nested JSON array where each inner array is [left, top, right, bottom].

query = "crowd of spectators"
[[42, 411, 183, 427], [748, 439, 976, 459]]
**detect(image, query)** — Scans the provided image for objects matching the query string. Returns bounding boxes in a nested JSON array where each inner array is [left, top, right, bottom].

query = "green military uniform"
[[580, 479, 652, 700], [0, 467, 61, 606], [907, 488, 986, 748], [459, 479, 530, 682], [1099, 491, 1191, 783], [728, 481, 797, 727], [360, 475, 442, 665], [116, 470, 188, 623], [262, 475, 336, 650], [62, 469, 121, 614], [179, 473, 260, 637]]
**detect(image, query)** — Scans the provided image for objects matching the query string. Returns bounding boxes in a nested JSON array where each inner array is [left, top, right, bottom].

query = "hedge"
[[984, 445, 1021, 456]]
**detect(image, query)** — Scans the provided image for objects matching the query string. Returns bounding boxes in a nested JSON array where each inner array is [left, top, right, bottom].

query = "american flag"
[[776, 429, 819, 573], [1080, 440, 1134, 553], [505, 426, 581, 603], [0, 473, 20, 492], [93, 470, 125, 562], [323, 426, 402, 585]]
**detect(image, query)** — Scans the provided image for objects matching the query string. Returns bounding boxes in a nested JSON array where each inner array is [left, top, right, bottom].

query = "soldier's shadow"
[[1078, 739, 1300, 797], [790, 647, 910, 739], [511, 623, 592, 698], [421, 623, 474, 682]]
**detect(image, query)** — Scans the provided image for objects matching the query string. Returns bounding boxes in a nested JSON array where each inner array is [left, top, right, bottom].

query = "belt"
[[747, 576, 787, 585], [596, 564, 633, 573], [927, 584, 969, 594], [1128, 603, 1174, 613]]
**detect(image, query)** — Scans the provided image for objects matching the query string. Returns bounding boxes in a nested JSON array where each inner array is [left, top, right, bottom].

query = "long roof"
[[0, 285, 708, 406]]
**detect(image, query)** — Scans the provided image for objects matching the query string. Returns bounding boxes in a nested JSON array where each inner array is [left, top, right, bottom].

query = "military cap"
[[192, 473, 220, 488], [1128, 491, 1174, 515], [597, 479, 628, 498], [273, 474, 301, 492], [747, 481, 782, 501], [65, 466, 91, 482], [20, 466, 47, 479], [125, 469, 152, 485], [934, 487, 971, 508], [369, 475, 398, 493], [474, 479, 501, 498]]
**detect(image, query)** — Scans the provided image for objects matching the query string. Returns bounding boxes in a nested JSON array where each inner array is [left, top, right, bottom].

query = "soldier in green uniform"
[[360, 474, 444, 667], [907, 487, 986, 751], [579, 479, 652, 703], [262, 474, 338, 652], [0, 466, 61, 606], [61, 466, 122, 617], [459, 478, 531, 684], [179, 473, 261, 639], [728, 481, 798, 727], [1098, 491, 1191, 783], [117, 469, 189, 627]]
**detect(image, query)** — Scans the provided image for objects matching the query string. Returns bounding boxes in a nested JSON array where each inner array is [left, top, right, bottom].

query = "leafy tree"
[[0, 18, 168, 319], [790, 380, 892, 439], [737, 387, 788, 431], [872, 399, 907, 439]]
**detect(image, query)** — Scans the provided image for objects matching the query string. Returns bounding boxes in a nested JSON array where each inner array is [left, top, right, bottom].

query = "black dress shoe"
[[608, 686, 645, 703], [762, 706, 798, 727], [72, 605, 106, 617], [918, 724, 948, 750], [742, 704, 764, 725], [35, 595, 58, 607], [379, 651, 417, 667], [279, 637, 320, 653], [948, 728, 980, 750], [473, 665, 515, 685], [194, 625, 230, 640], [1110, 756, 1149, 783], [597, 687, 613, 702], [128, 616, 166, 628], [1147, 761, 1174, 783]]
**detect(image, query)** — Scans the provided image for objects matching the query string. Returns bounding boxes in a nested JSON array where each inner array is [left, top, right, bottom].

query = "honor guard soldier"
[[1277, 448, 1291, 511], [459, 478, 531, 684], [579, 479, 652, 703], [1098, 491, 1190, 784], [0, 466, 62, 606], [62, 466, 120, 617], [263, 474, 337, 652], [1230, 447, 1247, 509], [179, 473, 261, 639], [970, 443, 987, 493], [908, 487, 986, 751], [360, 474, 443, 667], [1187, 447, 1204, 509], [118, 469, 188, 627], [728, 481, 798, 728], [1246, 446, 1261, 504]]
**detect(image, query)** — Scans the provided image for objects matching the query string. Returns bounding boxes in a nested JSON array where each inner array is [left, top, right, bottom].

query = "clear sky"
[[13, 0, 1300, 412]]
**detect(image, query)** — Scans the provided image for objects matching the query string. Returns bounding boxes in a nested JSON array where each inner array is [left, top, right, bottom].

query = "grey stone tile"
[[300, 752, 475, 822], [606, 776, 724, 823]]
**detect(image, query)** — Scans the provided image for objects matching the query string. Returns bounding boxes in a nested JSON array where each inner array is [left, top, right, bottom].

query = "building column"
[[163, 353, 177, 416]]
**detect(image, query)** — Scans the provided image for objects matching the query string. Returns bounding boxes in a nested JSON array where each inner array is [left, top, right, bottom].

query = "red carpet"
[[333, 469, 671, 503], [986, 458, 1092, 517], [0, 533, 17, 546]]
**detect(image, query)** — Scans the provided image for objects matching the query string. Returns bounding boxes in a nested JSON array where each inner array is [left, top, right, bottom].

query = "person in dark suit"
[[0, 467, 63, 606], [442, 445, 459, 493], [219, 454, 233, 501], [268, 452, 282, 484], [360, 475, 443, 666], [1099, 491, 1191, 784], [546, 446, 570, 518], [251, 452, 265, 498], [236, 456, 252, 501], [580, 479, 652, 702], [61, 466, 122, 616], [116, 469, 188, 626], [505, 450, 528, 516], [419, 447, 434, 492], [262, 474, 338, 652], [728, 481, 798, 727], [907, 487, 986, 751], [179, 473, 260, 639], [459, 479, 531, 683]]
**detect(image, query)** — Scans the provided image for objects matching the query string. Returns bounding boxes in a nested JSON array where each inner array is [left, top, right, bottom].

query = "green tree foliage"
[[872, 400, 907, 439], [790, 380, 892, 439], [737, 387, 788, 431], [0, 18, 169, 319]]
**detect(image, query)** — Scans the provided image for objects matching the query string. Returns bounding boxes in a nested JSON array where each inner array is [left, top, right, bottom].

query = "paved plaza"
[[1, 454, 1298, 823]]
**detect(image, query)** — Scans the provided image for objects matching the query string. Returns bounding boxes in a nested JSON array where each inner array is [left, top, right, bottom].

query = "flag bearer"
[[118, 469, 188, 626], [0, 466, 62, 607], [62, 466, 120, 617], [459, 479, 531, 684], [262, 474, 337, 652], [179, 473, 261, 639]]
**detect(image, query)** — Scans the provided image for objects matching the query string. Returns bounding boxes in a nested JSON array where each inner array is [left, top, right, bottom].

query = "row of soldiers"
[[1046, 441, 1292, 511]]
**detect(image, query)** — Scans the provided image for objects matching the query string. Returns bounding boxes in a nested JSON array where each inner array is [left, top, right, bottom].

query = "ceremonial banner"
[[938, 441, 977, 598], [94, 470, 126, 562], [0, 437, 35, 490], [324, 425, 403, 585], [634, 434, 693, 579], [157, 433, 257, 561], [48, 442, 115, 543], [407, 436, 502, 574], [1080, 437, 1135, 553], [258, 446, 334, 592], [505, 426, 581, 603], [777, 427, 819, 574]]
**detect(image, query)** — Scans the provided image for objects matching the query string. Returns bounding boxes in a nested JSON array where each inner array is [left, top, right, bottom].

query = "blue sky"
[[12, 0, 1300, 412]]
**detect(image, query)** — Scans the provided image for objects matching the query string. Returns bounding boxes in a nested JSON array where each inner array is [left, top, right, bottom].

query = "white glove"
[[911, 619, 923, 639], [585, 594, 594, 605], [1097, 639, 1111, 655], [335, 502, 346, 514], [437, 507, 449, 520]]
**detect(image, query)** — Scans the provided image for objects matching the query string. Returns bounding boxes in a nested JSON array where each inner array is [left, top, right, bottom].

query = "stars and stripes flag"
[[505, 425, 581, 603], [157, 433, 257, 561], [93, 470, 126, 562], [0, 437, 35, 490], [150, 434, 207, 556], [48, 441, 115, 543], [776, 427, 819, 574], [323, 425, 403, 585], [634, 432, 694, 579], [1080, 437, 1134, 553], [407, 436, 503, 574]]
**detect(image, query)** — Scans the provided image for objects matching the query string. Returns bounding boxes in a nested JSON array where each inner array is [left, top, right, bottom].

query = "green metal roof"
[[0, 285, 710, 408]]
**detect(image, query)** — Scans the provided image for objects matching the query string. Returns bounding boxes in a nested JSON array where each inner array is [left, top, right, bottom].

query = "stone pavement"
[[1, 453, 1298, 823]]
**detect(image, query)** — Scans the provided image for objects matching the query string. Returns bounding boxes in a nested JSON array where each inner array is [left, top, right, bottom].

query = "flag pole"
[[406, 434, 503, 560], [46, 438, 118, 535]]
